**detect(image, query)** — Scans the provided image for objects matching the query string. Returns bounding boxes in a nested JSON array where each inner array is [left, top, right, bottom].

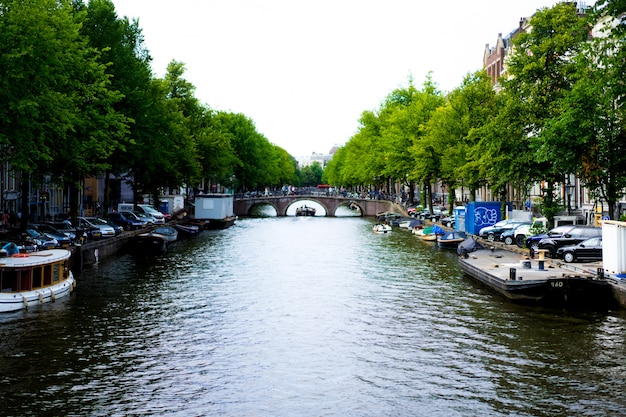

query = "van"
[[116, 203, 165, 224]]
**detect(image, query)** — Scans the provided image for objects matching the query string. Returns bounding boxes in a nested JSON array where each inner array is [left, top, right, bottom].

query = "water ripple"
[[1, 218, 625, 416]]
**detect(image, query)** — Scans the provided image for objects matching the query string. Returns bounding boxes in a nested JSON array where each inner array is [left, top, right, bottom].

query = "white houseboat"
[[0, 249, 75, 312]]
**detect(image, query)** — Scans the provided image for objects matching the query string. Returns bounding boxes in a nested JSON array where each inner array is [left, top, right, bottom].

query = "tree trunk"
[[19, 175, 29, 231]]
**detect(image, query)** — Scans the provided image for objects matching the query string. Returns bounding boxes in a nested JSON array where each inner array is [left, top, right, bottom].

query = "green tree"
[[422, 70, 497, 209], [0, 0, 127, 227], [81, 0, 153, 215], [298, 162, 323, 187], [542, 1, 626, 219], [405, 76, 446, 211], [501, 2, 589, 225]]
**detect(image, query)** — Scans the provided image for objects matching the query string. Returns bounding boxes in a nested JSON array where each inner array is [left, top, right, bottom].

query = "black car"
[[533, 225, 602, 258], [479, 220, 525, 242], [526, 225, 577, 254], [555, 237, 603, 263], [108, 211, 146, 230], [31, 223, 73, 247]]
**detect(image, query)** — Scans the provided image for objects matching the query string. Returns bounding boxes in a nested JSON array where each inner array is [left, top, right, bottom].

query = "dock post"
[[509, 268, 516, 280]]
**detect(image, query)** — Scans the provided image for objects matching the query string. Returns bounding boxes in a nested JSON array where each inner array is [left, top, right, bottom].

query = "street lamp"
[[565, 182, 574, 215]]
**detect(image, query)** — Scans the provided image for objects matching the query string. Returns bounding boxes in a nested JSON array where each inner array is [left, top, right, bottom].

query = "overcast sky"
[[111, 0, 595, 158]]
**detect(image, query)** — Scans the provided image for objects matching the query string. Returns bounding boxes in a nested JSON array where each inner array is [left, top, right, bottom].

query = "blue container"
[[454, 206, 466, 231], [464, 202, 502, 235]]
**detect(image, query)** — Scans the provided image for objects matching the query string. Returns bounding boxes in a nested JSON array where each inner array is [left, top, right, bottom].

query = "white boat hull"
[[0, 249, 75, 313], [0, 272, 74, 313]]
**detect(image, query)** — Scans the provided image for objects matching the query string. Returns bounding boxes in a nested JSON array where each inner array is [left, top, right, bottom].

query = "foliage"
[[500, 2, 589, 224]]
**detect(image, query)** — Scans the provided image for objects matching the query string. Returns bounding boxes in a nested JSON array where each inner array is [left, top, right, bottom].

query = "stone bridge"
[[233, 195, 406, 217]]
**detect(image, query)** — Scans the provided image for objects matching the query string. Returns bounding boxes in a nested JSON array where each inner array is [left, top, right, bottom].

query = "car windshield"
[[89, 218, 109, 226], [27, 229, 45, 238], [120, 211, 140, 220], [547, 226, 574, 236], [581, 237, 601, 246], [142, 206, 159, 214]]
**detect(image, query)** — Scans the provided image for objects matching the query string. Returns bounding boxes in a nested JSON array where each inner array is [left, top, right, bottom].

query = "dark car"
[[499, 222, 531, 245], [24, 227, 58, 249], [107, 221, 124, 235], [479, 220, 524, 242], [108, 211, 146, 231], [526, 225, 576, 254], [45, 220, 77, 241], [440, 215, 455, 228], [555, 237, 603, 263], [528, 225, 602, 258], [31, 223, 73, 247]]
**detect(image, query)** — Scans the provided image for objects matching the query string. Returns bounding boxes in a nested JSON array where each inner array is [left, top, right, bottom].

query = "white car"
[[136, 205, 165, 224], [478, 219, 524, 241], [77, 216, 117, 238]]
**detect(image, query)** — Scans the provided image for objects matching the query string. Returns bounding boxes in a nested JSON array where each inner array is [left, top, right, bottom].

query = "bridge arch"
[[282, 198, 330, 217], [233, 195, 404, 217]]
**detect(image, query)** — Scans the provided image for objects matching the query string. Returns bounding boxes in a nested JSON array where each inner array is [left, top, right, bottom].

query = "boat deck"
[[460, 249, 599, 281]]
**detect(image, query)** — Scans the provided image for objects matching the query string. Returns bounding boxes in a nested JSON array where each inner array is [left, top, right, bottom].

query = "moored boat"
[[457, 238, 613, 308], [437, 231, 467, 249], [154, 226, 178, 242], [128, 232, 169, 256], [174, 223, 201, 238], [0, 249, 75, 313]]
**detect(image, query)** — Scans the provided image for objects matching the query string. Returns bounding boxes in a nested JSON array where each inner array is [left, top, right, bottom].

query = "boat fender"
[[13, 253, 30, 258], [22, 295, 28, 308], [50, 290, 56, 301], [38, 292, 44, 303]]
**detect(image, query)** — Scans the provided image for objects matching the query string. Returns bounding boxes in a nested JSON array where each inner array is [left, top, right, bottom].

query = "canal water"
[[1, 216, 625, 416]]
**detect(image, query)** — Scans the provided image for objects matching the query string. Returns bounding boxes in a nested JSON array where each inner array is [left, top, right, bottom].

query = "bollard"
[[509, 268, 516, 280]]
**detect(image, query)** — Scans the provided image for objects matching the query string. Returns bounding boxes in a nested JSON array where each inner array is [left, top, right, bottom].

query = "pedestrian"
[[2, 242, 19, 256]]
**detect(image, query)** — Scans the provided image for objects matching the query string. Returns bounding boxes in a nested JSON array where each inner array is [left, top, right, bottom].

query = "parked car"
[[77, 217, 116, 239], [479, 220, 524, 242], [440, 215, 455, 228], [133, 211, 156, 226], [499, 222, 531, 245], [107, 221, 124, 235], [24, 227, 58, 249], [108, 211, 146, 230], [526, 225, 602, 258], [416, 207, 448, 221], [555, 237, 603, 263], [117, 203, 166, 224], [45, 220, 78, 241], [511, 218, 548, 247], [31, 224, 73, 247]]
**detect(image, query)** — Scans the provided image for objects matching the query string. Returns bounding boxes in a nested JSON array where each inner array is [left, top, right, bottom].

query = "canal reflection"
[[0, 217, 625, 416]]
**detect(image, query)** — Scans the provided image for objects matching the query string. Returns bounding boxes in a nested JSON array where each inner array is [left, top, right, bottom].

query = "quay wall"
[[71, 233, 133, 272]]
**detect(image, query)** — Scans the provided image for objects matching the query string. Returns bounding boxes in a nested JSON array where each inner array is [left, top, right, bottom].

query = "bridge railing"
[[234, 192, 396, 201]]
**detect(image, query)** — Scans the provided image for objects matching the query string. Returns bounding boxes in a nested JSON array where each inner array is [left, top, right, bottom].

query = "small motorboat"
[[128, 232, 169, 256], [437, 230, 467, 249], [416, 224, 445, 241], [373, 223, 392, 234], [154, 226, 178, 242], [174, 223, 200, 238], [296, 205, 316, 216]]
